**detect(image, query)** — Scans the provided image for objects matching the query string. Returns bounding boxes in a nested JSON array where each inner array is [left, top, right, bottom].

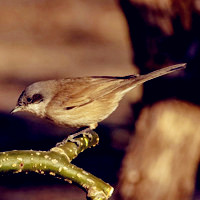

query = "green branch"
[[0, 129, 114, 200]]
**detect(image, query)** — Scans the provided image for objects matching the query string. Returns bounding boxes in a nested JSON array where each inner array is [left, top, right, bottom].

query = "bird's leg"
[[67, 128, 92, 144], [89, 122, 98, 130], [56, 123, 97, 147]]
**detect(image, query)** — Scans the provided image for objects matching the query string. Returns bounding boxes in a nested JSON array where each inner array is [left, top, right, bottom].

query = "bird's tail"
[[132, 63, 186, 86]]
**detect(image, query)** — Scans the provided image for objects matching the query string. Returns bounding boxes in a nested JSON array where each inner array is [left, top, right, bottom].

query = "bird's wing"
[[46, 63, 186, 112], [47, 76, 134, 111]]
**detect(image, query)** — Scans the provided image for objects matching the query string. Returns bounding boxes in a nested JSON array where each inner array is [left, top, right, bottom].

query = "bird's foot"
[[56, 128, 93, 147]]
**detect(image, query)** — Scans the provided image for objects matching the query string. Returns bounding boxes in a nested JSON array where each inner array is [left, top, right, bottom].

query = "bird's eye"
[[32, 94, 43, 103], [27, 97, 32, 103]]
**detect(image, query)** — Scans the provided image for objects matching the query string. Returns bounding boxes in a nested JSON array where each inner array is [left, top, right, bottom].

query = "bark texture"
[[119, 100, 200, 200]]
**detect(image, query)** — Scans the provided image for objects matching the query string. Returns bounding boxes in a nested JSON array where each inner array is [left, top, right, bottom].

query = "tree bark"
[[119, 100, 200, 200]]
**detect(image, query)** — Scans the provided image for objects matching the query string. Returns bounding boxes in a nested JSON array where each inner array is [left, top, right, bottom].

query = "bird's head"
[[11, 80, 57, 117]]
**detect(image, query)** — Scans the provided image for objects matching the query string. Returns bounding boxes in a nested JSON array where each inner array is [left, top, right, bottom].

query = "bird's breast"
[[46, 92, 123, 128]]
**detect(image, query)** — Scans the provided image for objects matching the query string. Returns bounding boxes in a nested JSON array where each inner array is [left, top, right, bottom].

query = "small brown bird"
[[11, 63, 186, 130]]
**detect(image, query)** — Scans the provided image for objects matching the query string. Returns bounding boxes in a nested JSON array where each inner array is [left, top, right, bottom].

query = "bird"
[[11, 63, 186, 131]]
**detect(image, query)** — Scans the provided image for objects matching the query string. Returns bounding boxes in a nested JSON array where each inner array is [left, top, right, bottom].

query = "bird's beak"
[[10, 106, 23, 114]]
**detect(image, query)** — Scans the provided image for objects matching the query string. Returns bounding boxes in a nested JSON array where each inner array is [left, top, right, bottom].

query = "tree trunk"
[[119, 100, 200, 200]]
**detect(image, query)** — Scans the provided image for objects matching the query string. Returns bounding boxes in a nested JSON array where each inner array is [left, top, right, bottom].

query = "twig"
[[0, 129, 114, 200]]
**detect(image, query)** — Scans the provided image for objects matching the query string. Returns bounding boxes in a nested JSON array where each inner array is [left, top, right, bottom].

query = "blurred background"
[[0, 0, 200, 199]]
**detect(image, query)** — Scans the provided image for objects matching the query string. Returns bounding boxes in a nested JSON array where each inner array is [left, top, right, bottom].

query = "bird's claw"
[[56, 128, 93, 147]]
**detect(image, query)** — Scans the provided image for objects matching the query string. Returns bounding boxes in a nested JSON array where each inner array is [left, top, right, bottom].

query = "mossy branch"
[[0, 129, 114, 200]]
